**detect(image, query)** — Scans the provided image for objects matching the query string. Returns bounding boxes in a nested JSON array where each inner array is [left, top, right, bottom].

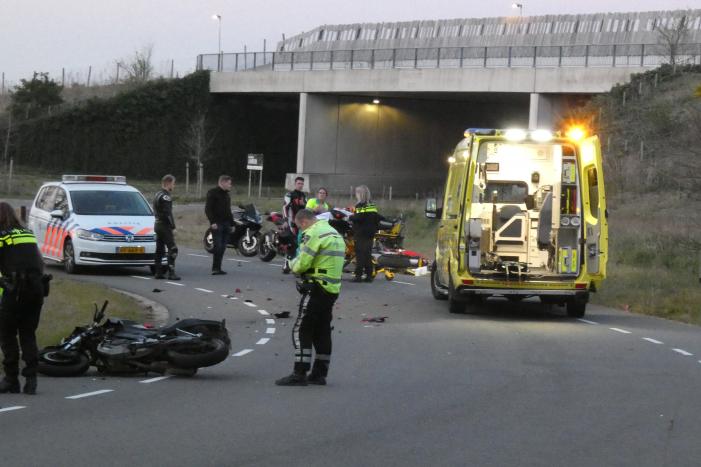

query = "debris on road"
[[152, 288, 162, 293], [274, 311, 291, 318], [362, 316, 388, 323]]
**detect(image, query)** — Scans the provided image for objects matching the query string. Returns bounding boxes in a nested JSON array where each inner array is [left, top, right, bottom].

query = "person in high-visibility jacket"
[[0, 202, 49, 395], [275, 209, 344, 387]]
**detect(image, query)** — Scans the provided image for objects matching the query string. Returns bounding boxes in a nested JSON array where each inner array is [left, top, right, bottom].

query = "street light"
[[212, 14, 222, 54], [511, 3, 523, 16]]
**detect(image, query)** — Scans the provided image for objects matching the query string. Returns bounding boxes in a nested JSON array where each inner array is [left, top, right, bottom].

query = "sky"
[[0, 0, 698, 87]]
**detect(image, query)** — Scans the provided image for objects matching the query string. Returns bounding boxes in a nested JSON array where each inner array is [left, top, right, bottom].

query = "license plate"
[[117, 246, 145, 254]]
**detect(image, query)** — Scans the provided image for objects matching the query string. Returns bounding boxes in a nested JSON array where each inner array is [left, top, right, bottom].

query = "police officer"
[[275, 209, 344, 386], [350, 185, 384, 283], [153, 174, 180, 280], [282, 176, 307, 273], [205, 175, 234, 275], [0, 202, 48, 395]]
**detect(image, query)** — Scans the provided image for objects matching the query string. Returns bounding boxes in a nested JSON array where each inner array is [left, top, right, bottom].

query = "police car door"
[[29, 186, 57, 257]]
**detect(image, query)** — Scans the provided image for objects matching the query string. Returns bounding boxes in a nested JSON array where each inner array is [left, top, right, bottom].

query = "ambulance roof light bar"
[[62, 175, 127, 184]]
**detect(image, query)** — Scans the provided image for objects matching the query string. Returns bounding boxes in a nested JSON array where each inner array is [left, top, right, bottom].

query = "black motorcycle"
[[38, 301, 231, 377], [204, 204, 262, 257], [258, 211, 296, 268]]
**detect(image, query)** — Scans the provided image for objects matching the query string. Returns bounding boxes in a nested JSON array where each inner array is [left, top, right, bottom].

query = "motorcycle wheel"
[[38, 347, 90, 377], [166, 338, 229, 369], [258, 233, 277, 262], [203, 228, 215, 254], [238, 233, 259, 257]]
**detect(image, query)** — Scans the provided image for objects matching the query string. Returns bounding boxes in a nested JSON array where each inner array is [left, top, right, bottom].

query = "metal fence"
[[197, 43, 701, 72]]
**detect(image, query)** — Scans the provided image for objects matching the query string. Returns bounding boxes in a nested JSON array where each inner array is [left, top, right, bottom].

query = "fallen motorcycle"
[[38, 301, 231, 377], [204, 204, 262, 257]]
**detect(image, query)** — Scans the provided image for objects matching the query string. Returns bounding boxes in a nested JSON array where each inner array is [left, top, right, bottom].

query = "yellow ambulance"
[[426, 128, 607, 317]]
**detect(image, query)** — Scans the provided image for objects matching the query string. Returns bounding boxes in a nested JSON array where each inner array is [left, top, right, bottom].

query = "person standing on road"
[[205, 175, 234, 275], [306, 187, 329, 214], [153, 174, 180, 280], [282, 176, 308, 273], [350, 185, 383, 283], [0, 202, 49, 395], [275, 209, 344, 386]]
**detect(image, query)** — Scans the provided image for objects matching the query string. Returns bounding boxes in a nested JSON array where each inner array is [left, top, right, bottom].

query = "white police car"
[[28, 175, 158, 274]]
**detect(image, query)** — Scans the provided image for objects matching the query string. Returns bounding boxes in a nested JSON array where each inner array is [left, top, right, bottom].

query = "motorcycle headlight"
[[560, 217, 570, 227], [76, 228, 104, 241], [570, 217, 581, 226]]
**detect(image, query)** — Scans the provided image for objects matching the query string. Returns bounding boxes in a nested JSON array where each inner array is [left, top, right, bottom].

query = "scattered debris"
[[152, 288, 162, 293], [362, 316, 388, 323], [244, 299, 253, 303], [274, 311, 291, 319]]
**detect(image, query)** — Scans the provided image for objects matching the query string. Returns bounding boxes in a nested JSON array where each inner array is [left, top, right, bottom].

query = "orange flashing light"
[[566, 127, 587, 142]]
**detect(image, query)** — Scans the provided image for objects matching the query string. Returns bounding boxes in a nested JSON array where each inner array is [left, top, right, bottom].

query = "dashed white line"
[[392, 281, 415, 286], [166, 281, 185, 286], [609, 327, 631, 334], [266, 318, 275, 325], [268, 264, 283, 268], [65, 389, 114, 400], [130, 275, 152, 280], [643, 338, 664, 345], [257, 309, 270, 316], [244, 302, 257, 308], [233, 349, 254, 357], [188, 254, 210, 258], [266, 328, 276, 334], [256, 338, 270, 345], [195, 288, 213, 293], [577, 319, 599, 325], [0, 406, 26, 413], [673, 348, 693, 356], [140, 376, 172, 384], [227, 258, 251, 263]]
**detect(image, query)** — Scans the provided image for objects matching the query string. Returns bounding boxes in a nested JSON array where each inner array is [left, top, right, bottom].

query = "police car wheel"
[[63, 240, 79, 274]]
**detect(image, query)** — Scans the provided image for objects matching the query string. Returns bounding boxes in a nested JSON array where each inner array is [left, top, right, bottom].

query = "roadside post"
[[247, 153, 264, 198]]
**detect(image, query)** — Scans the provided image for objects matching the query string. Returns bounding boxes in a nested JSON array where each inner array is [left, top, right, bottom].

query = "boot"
[[0, 377, 20, 394], [167, 266, 181, 281], [23, 376, 37, 395], [307, 373, 326, 386], [282, 260, 291, 274], [275, 372, 307, 386], [154, 265, 166, 279]]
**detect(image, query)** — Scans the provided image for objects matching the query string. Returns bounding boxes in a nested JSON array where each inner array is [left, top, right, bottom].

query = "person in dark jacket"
[[205, 175, 234, 275], [349, 185, 384, 283], [0, 202, 48, 395], [153, 174, 180, 280], [282, 176, 308, 273]]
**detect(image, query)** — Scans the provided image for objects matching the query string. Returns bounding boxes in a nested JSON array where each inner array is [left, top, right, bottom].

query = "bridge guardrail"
[[197, 43, 701, 72]]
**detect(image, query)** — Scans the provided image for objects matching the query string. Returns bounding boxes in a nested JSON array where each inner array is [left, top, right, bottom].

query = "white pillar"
[[296, 92, 308, 173], [528, 93, 540, 130]]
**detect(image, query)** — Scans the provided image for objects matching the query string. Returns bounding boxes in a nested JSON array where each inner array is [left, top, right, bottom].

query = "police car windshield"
[[70, 190, 152, 216]]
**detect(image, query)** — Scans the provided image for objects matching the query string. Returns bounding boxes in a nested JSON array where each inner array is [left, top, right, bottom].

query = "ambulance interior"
[[467, 141, 581, 279]]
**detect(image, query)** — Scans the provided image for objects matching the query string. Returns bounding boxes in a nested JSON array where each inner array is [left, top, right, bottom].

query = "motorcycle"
[[38, 301, 231, 377], [258, 212, 296, 269], [204, 204, 262, 257]]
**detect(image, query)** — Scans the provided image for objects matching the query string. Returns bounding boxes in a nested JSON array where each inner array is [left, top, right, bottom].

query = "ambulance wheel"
[[566, 296, 587, 318], [63, 240, 80, 274], [430, 262, 448, 301], [448, 276, 466, 314]]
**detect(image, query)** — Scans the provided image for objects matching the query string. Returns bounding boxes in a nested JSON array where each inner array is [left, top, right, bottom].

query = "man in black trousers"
[[205, 175, 234, 275], [153, 174, 180, 280]]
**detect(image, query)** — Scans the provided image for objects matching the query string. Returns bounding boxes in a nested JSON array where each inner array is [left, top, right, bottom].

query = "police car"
[[28, 175, 158, 274]]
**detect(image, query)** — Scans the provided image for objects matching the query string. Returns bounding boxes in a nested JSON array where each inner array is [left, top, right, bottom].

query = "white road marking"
[[166, 281, 184, 286], [577, 319, 599, 325], [229, 297, 239, 300], [673, 348, 693, 356], [266, 328, 276, 334], [609, 327, 631, 334], [130, 275, 152, 280], [268, 264, 283, 268], [244, 302, 257, 307], [257, 309, 270, 316], [256, 338, 270, 345], [266, 318, 275, 325], [188, 254, 209, 258], [221, 294, 229, 298], [65, 389, 114, 400], [195, 288, 213, 293], [233, 349, 254, 357], [392, 281, 415, 286], [643, 338, 664, 345], [140, 376, 172, 384], [227, 258, 251, 263], [0, 406, 26, 413]]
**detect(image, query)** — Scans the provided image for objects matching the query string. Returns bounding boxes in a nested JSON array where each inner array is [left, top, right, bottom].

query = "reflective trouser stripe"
[[315, 354, 331, 361]]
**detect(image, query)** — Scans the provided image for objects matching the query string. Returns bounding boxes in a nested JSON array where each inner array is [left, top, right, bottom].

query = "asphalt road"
[[2, 247, 701, 466]]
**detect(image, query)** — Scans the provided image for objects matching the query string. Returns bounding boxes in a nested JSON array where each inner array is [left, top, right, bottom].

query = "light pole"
[[511, 3, 523, 16], [212, 14, 222, 54]]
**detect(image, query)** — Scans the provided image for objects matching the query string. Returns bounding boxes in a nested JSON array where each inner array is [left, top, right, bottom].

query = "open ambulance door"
[[578, 136, 608, 287]]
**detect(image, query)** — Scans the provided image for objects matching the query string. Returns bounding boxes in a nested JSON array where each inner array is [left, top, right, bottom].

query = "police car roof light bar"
[[62, 175, 127, 184]]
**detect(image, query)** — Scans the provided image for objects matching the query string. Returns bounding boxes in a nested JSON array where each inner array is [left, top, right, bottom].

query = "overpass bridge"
[[197, 9, 701, 194]]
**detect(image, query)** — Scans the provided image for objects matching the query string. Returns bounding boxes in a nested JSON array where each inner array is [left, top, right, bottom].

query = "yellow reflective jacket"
[[290, 220, 345, 294]]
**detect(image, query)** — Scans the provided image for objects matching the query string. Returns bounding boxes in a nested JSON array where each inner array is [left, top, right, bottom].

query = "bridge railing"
[[197, 43, 701, 72]]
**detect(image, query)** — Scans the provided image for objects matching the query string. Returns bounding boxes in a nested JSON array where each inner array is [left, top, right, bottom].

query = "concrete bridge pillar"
[[528, 93, 567, 130]]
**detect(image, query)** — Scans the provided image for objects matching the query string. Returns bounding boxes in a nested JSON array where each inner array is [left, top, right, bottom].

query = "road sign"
[[247, 154, 264, 171]]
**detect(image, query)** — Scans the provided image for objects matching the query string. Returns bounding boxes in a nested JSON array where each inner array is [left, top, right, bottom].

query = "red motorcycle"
[[258, 212, 297, 271]]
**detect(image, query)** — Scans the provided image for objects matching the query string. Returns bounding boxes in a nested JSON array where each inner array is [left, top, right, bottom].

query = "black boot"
[[275, 372, 307, 386], [23, 376, 37, 395], [167, 266, 181, 281], [0, 377, 20, 394], [282, 260, 291, 274], [154, 265, 166, 279], [307, 373, 326, 385]]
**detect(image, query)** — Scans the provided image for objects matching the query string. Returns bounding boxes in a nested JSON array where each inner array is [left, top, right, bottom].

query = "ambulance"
[[28, 175, 157, 274], [426, 128, 607, 317]]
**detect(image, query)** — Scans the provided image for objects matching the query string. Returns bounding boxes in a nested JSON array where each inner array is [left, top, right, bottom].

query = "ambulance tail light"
[[462, 279, 474, 285]]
